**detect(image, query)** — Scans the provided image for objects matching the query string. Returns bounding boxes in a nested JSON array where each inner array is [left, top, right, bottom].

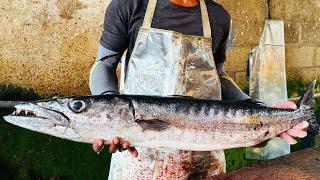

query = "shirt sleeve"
[[214, 18, 231, 64], [100, 0, 129, 52]]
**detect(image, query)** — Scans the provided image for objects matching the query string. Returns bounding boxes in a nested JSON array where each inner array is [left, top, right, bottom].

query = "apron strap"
[[142, 0, 157, 28], [142, 0, 212, 38], [199, 0, 212, 38]]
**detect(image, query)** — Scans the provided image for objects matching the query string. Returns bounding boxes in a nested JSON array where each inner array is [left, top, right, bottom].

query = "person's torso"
[[110, 1, 227, 179], [123, 0, 230, 59]]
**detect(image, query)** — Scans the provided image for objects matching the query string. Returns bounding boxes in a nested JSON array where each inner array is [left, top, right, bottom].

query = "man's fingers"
[[293, 121, 309, 130], [272, 101, 297, 109], [109, 137, 121, 153], [113, 137, 121, 145], [109, 143, 120, 153], [96, 137, 137, 156], [286, 129, 307, 138], [122, 141, 130, 150], [92, 143, 100, 152], [118, 141, 130, 152], [279, 132, 297, 145], [128, 147, 138, 157], [92, 139, 105, 153]]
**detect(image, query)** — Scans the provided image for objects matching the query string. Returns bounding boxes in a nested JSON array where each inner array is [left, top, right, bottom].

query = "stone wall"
[[0, 0, 319, 97], [0, 0, 110, 97], [217, 0, 320, 88]]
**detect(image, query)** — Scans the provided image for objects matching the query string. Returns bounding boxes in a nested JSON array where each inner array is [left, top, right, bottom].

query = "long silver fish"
[[3, 81, 319, 151]]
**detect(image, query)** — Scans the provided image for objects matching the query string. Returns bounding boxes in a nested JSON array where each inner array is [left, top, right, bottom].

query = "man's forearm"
[[89, 44, 123, 95], [216, 63, 250, 101]]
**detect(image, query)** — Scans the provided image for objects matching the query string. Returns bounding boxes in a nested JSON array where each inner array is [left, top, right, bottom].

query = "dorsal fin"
[[297, 80, 317, 109]]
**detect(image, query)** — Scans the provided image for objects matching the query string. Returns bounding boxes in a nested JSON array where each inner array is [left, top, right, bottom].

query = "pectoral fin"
[[135, 119, 171, 131]]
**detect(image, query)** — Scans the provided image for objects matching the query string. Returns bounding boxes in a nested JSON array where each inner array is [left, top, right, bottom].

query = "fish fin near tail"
[[297, 80, 319, 135], [297, 80, 317, 109]]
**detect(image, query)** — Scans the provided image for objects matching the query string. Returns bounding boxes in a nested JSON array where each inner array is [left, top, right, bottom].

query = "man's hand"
[[273, 101, 309, 145], [92, 137, 138, 157]]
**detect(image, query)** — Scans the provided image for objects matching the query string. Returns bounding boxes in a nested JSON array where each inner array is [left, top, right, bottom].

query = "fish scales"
[[3, 81, 319, 151]]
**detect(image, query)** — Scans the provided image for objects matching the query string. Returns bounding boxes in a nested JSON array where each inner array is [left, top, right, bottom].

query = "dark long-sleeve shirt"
[[90, 0, 250, 100], [100, 0, 231, 64]]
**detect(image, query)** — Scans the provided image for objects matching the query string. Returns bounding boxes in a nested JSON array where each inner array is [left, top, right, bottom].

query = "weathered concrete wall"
[[0, 0, 319, 97], [217, 0, 320, 88], [0, 0, 110, 97]]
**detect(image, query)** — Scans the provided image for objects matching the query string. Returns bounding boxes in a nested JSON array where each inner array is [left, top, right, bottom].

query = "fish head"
[[3, 95, 132, 142], [3, 97, 96, 141]]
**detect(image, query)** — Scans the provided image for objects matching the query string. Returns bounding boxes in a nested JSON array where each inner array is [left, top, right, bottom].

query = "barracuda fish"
[[3, 81, 319, 151]]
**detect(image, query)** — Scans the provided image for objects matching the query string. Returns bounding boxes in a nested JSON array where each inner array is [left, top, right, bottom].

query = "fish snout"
[[12, 103, 69, 127]]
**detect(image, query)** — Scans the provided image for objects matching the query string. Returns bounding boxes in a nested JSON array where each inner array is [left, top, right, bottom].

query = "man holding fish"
[[89, 0, 309, 179]]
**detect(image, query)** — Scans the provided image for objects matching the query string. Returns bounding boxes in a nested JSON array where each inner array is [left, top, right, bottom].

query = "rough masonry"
[[0, 0, 319, 97]]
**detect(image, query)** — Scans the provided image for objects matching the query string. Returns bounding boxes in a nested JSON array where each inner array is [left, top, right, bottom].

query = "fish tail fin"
[[297, 80, 319, 134]]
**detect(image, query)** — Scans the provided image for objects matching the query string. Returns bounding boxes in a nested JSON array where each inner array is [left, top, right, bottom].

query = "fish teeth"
[[16, 109, 21, 114], [25, 110, 29, 115]]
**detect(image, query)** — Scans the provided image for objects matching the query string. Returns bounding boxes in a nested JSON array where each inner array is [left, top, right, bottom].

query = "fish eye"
[[69, 100, 86, 113]]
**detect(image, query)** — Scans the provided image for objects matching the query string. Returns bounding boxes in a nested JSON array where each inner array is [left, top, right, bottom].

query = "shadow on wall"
[[55, 0, 87, 19]]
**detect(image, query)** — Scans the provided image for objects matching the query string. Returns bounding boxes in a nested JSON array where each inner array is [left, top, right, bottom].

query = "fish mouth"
[[11, 107, 49, 119], [4, 103, 69, 127], [3, 103, 80, 141]]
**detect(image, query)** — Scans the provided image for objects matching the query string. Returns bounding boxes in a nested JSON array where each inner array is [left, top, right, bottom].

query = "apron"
[[248, 20, 288, 106], [110, 0, 225, 179], [246, 20, 290, 160]]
